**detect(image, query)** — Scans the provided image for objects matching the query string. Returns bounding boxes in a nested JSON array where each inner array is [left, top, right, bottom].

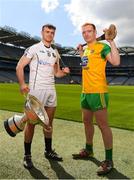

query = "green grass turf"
[[0, 110, 134, 179], [0, 83, 134, 130]]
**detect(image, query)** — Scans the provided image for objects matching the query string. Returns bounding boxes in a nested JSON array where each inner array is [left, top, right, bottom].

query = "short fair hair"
[[81, 23, 96, 31]]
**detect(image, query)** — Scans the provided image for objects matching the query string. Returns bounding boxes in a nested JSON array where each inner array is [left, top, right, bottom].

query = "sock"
[[85, 143, 93, 153], [105, 148, 113, 161], [24, 142, 32, 155], [45, 138, 52, 153]]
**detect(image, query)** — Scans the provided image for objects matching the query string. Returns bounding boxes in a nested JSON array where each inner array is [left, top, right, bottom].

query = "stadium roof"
[[118, 47, 134, 55], [0, 26, 134, 55], [0, 26, 40, 48]]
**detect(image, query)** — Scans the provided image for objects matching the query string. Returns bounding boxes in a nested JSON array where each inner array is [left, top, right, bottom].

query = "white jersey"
[[24, 41, 58, 90]]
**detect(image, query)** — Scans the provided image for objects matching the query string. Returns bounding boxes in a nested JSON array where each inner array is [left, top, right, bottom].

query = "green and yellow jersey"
[[81, 42, 111, 93]]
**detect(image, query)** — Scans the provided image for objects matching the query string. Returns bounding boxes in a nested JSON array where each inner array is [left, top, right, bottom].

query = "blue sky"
[[0, 0, 83, 47], [0, 0, 134, 48]]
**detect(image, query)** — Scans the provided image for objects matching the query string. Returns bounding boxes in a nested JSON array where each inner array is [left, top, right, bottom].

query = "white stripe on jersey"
[[24, 41, 58, 90]]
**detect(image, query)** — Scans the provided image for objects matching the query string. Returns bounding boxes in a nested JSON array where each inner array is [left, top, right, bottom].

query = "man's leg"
[[83, 109, 94, 146], [95, 108, 113, 175], [43, 107, 55, 151], [43, 107, 62, 161], [95, 109, 113, 155], [72, 109, 94, 159], [23, 123, 35, 169]]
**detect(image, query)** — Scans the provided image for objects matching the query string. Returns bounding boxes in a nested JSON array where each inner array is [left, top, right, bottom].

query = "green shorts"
[[80, 93, 109, 111]]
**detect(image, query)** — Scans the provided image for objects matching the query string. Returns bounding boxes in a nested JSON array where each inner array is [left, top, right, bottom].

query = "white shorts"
[[29, 89, 57, 107]]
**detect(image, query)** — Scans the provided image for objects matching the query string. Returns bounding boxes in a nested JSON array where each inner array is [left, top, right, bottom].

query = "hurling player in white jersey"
[[16, 24, 70, 169]]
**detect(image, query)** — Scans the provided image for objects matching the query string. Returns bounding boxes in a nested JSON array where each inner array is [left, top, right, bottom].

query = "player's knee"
[[98, 123, 109, 132], [83, 118, 90, 124], [25, 123, 35, 130]]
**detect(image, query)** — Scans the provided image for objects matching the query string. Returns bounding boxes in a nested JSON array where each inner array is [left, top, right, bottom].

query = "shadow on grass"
[[48, 159, 75, 179], [90, 158, 130, 179], [28, 166, 49, 179], [73, 157, 130, 179]]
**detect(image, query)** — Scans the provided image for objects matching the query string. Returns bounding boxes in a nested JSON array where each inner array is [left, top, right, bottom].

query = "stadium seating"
[[1, 49, 134, 85], [125, 77, 134, 85], [109, 76, 128, 85], [0, 59, 29, 83], [0, 27, 134, 85], [0, 44, 24, 60]]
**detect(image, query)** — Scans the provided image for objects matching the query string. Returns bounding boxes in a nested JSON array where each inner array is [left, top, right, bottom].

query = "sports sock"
[[45, 137, 52, 153], [24, 142, 32, 155], [85, 143, 93, 153], [105, 148, 113, 161]]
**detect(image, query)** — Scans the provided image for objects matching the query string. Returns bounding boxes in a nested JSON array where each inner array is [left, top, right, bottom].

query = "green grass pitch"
[[0, 83, 134, 179], [0, 83, 134, 131]]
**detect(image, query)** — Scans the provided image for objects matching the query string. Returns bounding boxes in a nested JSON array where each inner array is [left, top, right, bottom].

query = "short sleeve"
[[23, 46, 35, 59], [101, 43, 111, 59]]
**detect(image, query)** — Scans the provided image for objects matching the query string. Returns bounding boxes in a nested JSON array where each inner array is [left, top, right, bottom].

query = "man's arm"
[[54, 61, 70, 78], [16, 56, 31, 94], [106, 41, 120, 66], [54, 49, 70, 77]]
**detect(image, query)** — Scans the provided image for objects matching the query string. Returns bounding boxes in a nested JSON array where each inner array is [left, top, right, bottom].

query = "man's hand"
[[20, 83, 30, 94], [76, 44, 84, 57], [62, 67, 70, 75], [77, 44, 84, 52]]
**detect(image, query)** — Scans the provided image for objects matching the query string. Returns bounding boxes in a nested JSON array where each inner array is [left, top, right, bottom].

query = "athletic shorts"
[[29, 89, 57, 107], [80, 93, 109, 111]]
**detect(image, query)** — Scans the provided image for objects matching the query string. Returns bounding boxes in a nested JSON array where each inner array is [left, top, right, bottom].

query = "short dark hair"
[[82, 23, 96, 31], [42, 24, 56, 31]]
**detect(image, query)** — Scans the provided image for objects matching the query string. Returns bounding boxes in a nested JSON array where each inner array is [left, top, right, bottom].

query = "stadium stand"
[[0, 26, 134, 85], [0, 44, 24, 60], [109, 76, 128, 85], [125, 77, 134, 85]]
